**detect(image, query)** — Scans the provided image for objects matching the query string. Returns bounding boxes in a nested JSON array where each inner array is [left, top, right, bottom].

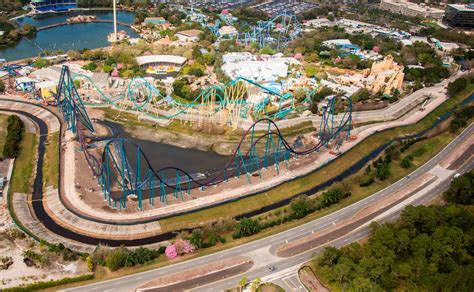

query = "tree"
[[239, 276, 248, 291], [291, 195, 313, 219], [0, 80, 5, 93], [3, 115, 24, 158], [250, 278, 262, 291], [304, 65, 317, 77], [33, 58, 50, 69], [259, 47, 275, 55], [351, 88, 370, 103], [444, 171, 473, 205], [447, 77, 467, 97], [400, 156, 413, 169], [234, 218, 261, 238], [376, 162, 391, 181], [82, 62, 98, 71]]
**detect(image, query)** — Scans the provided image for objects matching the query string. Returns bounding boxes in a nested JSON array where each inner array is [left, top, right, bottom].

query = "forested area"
[[314, 171, 474, 291], [3, 115, 25, 158]]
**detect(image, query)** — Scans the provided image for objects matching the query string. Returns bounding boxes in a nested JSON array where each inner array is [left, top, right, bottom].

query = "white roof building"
[[176, 29, 202, 42], [322, 39, 352, 48], [223, 52, 254, 63], [30, 67, 62, 82], [136, 55, 187, 67], [222, 61, 288, 82]]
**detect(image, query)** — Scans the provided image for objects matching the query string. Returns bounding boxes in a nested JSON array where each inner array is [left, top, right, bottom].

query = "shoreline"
[[2, 8, 135, 62]]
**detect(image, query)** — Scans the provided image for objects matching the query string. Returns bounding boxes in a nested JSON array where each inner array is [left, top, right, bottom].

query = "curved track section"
[[74, 72, 317, 126], [57, 65, 352, 210], [235, 14, 301, 50]]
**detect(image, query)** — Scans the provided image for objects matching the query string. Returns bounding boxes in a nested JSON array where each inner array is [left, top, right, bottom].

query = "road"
[[64, 124, 474, 292]]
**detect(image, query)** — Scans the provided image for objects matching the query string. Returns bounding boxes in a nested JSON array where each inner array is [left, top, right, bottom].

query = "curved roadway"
[[63, 123, 474, 292]]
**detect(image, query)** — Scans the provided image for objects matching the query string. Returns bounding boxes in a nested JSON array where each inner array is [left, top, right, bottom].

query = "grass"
[[0, 114, 9, 158], [257, 283, 285, 292], [157, 85, 474, 232], [9, 132, 36, 194], [99, 106, 314, 140], [43, 132, 60, 189]]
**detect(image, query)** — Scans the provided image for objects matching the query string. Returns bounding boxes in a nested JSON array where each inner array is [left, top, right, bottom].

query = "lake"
[[0, 10, 138, 61]]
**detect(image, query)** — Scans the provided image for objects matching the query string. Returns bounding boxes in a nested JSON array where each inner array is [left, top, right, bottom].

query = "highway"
[[64, 124, 474, 292]]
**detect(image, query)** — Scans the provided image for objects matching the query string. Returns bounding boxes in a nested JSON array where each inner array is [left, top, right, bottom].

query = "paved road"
[[64, 124, 473, 292]]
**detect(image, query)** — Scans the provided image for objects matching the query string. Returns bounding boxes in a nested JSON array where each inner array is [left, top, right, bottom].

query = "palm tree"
[[239, 276, 248, 292]]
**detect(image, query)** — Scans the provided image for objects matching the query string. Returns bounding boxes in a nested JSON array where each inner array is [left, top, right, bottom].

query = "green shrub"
[[290, 195, 314, 219], [233, 218, 262, 238], [400, 156, 413, 168], [359, 178, 374, 187], [447, 77, 467, 97]]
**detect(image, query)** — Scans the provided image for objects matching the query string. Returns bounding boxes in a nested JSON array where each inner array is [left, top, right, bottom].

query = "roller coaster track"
[[57, 65, 351, 211], [73, 71, 318, 126], [186, 8, 301, 51]]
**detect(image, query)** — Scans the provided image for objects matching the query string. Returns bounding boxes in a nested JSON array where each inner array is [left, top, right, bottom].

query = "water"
[[0, 10, 138, 61], [104, 121, 231, 175]]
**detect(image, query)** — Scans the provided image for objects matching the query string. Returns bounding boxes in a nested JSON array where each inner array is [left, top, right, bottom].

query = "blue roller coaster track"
[[188, 8, 301, 51], [56, 65, 352, 211]]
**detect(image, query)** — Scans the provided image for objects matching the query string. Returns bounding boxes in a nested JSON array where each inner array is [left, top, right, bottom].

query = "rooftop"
[[447, 4, 474, 12], [176, 29, 203, 38], [136, 55, 187, 66]]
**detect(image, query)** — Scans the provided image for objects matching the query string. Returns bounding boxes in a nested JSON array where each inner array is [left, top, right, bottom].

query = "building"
[[218, 25, 238, 38], [30, 0, 77, 12], [144, 17, 168, 26], [380, 0, 444, 20], [176, 29, 202, 43], [444, 4, 474, 28], [222, 61, 288, 82], [136, 55, 187, 78], [222, 52, 254, 63]]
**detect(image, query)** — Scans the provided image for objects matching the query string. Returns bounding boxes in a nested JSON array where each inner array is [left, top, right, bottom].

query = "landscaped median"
[[136, 256, 253, 291]]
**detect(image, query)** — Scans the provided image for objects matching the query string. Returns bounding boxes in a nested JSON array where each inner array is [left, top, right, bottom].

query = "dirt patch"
[[299, 266, 329, 292]]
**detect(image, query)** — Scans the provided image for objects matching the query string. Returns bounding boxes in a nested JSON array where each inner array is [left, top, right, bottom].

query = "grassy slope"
[[43, 132, 59, 189], [9, 132, 37, 193], [158, 85, 474, 232], [0, 114, 9, 158]]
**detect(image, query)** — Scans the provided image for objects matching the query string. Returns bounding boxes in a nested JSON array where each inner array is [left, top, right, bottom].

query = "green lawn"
[[43, 132, 60, 189], [0, 114, 9, 158], [9, 132, 37, 193]]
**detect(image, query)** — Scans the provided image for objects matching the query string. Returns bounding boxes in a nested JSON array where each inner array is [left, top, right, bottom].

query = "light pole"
[[112, 0, 117, 42]]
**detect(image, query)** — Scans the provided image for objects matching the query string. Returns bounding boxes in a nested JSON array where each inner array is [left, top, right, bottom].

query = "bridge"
[[37, 19, 132, 31]]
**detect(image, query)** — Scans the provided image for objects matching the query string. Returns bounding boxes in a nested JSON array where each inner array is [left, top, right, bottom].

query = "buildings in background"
[[380, 0, 444, 20], [176, 29, 202, 43], [30, 0, 77, 12], [444, 3, 474, 28]]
